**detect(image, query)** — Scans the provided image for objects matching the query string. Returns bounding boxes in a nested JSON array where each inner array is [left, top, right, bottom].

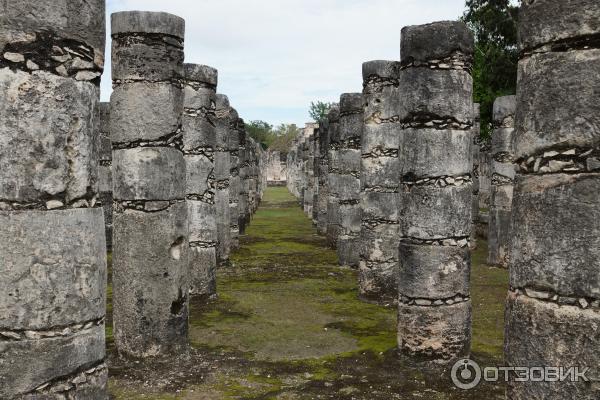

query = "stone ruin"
[[505, 0, 600, 398], [488, 95, 516, 268], [359, 60, 401, 303], [0, 0, 108, 397], [1, 0, 599, 397], [0, 5, 266, 398], [266, 150, 287, 186]]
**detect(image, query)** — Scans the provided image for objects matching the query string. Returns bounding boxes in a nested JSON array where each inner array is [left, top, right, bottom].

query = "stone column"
[[469, 103, 480, 249], [183, 64, 218, 297], [506, 1, 600, 398], [99, 102, 113, 250], [397, 21, 474, 363], [359, 60, 401, 303], [335, 93, 363, 268], [247, 137, 258, 217], [312, 128, 320, 224], [316, 119, 330, 235], [215, 95, 231, 265], [0, 1, 108, 397], [110, 11, 188, 358], [487, 96, 515, 268], [238, 124, 250, 234], [326, 106, 341, 248], [228, 105, 241, 250]]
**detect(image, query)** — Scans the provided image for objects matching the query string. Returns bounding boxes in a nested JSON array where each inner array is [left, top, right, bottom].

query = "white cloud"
[[102, 0, 466, 126]]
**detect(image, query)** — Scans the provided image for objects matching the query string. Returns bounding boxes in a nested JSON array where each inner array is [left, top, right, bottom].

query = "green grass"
[[107, 186, 508, 399]]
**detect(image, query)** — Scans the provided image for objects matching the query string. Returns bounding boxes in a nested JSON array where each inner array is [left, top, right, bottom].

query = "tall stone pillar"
[[228, 106, 241, 250], [99, 102, 113, 250], [397, 21, 474, 363], [506, 1, 600, 398], [469, 103, 480, 249], [0, 1, 108, 397], [183, 64, 218, 297], [487, 96, 515, 268], [110, 11, 189, 357], [326, 106, 341, 248], [359, 61, 401, 303], [247, 138, 258, 217], [312, 128, 321, 224], [215, 95, 231, 265], [316, 118, 330, 235], [238, 124, 250, 234], [335, 93, 363, 267]]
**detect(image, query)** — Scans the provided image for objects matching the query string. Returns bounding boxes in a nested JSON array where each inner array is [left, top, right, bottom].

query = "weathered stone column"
[[215, 95, 231, 265], [359, 61, 401, 303], [110, 11, 189, 357], [99, 102, 113, 250], [228, 105, 241, 250], [312, 128, 321, 224], [183, 64, 217, 297], [487, 96, 515, 268], [469, 103, 480, 249], [397, 21, 474, 363], [239, 124, 250, 234], [0, 1, 108, 397], [326, 106, 342, 248], [335, 93, 363, 267], [316, 119, 330, 235], [506, 2, 600, 398], [247, 137, 258, 217]]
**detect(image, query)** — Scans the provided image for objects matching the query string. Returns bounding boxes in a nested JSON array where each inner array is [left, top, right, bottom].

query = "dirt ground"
[[106, 187, 508, 399]]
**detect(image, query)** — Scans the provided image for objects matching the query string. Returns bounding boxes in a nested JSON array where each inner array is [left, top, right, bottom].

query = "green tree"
[[245, 120, 274, 148], [462, 0, 519, 138], [309, 101, 334, 123], [269, 124, 301, 154]]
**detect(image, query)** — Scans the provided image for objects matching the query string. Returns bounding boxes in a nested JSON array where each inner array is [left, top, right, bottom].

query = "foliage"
[[309, 101, 334, 123], [269, 124, 301, 154], [462, 0, 519, 138], [244, 120, 300, 154], [245, 120, 274, 148]]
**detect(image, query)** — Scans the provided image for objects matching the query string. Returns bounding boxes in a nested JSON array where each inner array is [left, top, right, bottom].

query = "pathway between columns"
[[107, 187, 507, 399]]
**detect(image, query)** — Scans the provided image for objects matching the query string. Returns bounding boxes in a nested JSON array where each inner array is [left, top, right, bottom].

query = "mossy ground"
[[107, 187, 508, 399]]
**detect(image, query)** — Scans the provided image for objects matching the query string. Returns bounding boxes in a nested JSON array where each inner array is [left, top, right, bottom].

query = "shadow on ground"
[[107, 187, 508, 399]]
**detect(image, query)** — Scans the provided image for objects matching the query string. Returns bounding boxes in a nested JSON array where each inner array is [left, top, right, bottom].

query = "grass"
[[107, 186, 508, 399]]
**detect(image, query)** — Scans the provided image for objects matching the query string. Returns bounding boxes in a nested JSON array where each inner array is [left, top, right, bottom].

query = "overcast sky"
[[103, 0, 467, 126]]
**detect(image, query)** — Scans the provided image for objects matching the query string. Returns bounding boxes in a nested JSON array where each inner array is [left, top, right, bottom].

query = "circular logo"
[[451, 359, 482, 390]]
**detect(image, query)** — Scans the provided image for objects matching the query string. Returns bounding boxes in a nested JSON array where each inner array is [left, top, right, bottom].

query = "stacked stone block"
[[228, 106, 241, 250], [215, 95, 231, 265], [98, 102, 113, 250], [487, 96, 515, 268], [397, 21, 474, 363], [505, 1, 600, 398], [334, 93, 363, 268], [359, 60, 401, 302], [110, 11, 189, 358], [0, 0, 108, 397], [469, 103, 480, 249], [316, 118, 330, 235], [183, 64, 218, 297], [326, 106, 342, 248], [238, 124, 250, 234]]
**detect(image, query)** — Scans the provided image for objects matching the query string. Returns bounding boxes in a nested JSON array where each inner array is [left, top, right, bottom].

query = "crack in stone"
[[400, 51, 473, 72], [401, 174, 472, 187], [510, 288, 600, 310], [398, 294, 470, 306], [400, 236, 470, 248], [400, 113, 472, 130], [518, 146, 600, 175], [29, 362, 107, 395], [112, 127, 183, 151], [521, 32, 600, 58], [1, 32, 102, 84], [0, 318, 104, 342], [0, 192, 98, 211], [114, 199, 185, 213]]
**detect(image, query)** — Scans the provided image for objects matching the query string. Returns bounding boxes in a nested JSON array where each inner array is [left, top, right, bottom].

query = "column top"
[[111, 11, 185, 39], [339, 93, 362, 113], [493, 95, 516, 124], [401, 21, 473, 63], [362, 60, 399, 80], [184, 64, 218, 87]]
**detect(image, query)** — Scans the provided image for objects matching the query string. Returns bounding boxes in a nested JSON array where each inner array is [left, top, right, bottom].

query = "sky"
[[103, 0, 467, 126]]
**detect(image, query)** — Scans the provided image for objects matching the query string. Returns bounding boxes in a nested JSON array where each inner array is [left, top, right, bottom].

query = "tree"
[[269, 124, 301, 154], [309, 101, 334, 123], [245, 120, 274, 148], [462, 0, 519, 138]]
